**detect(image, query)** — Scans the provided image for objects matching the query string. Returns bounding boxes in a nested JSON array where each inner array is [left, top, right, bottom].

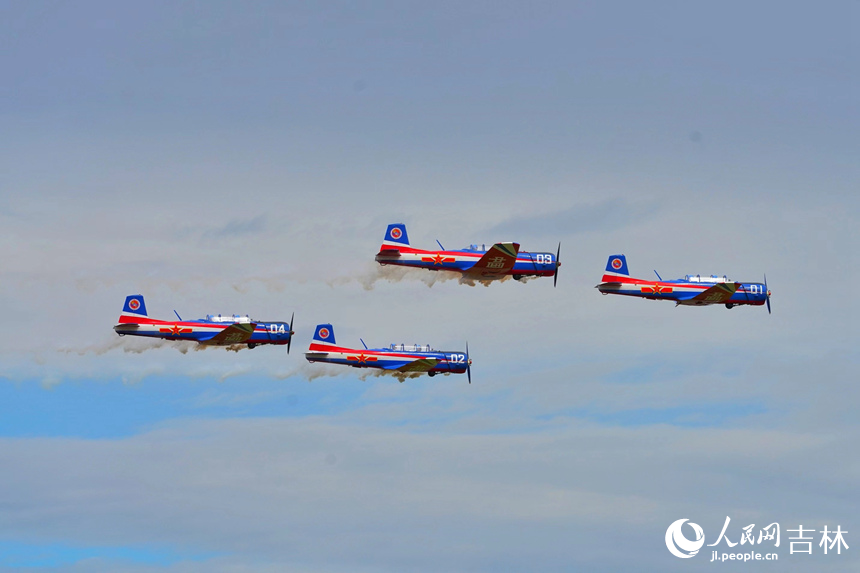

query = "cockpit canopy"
[[465, 244, 488, 252], [683, 274, 730, 283], [389, 343, 434, 352], [204, 314, 254, 323]]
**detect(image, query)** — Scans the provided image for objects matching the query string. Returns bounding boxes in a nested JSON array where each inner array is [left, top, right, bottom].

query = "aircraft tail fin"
[[602, 255, 630, 281], [381, 224, 410, 249], [311, 324, 336, 346], [119, 295, 148, 323]]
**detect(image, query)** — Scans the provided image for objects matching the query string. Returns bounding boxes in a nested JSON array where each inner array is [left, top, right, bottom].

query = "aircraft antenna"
[[173, 310, 183, 321], [436, 240, 445, 250], [360, 338, 368, 350], [653, 270, 663, 281]]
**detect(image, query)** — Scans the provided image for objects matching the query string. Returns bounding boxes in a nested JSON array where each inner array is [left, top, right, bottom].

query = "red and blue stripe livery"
[[375, 224, 562, 286], [114, 295, 296, 350], [305, 324, 473, 382], [596, 255, 772, 312]]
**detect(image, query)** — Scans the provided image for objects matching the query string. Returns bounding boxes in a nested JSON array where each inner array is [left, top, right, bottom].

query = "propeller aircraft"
[[596, 255, 771, 312], [375, 224, 561, 286], [305, 324, 473, 382], [113, 295, 296, 350]]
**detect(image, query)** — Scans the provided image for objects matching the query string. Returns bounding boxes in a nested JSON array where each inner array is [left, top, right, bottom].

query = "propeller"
[[553, 242, 561, 288], [466, 341, 472, 384], [286, 312, 295, 354], [764, 274, 771, 314]]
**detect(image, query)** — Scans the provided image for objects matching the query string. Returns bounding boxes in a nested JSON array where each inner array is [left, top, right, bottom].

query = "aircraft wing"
[[678, 282, 740, 305], [199, 322, 256, 345], [387, 358, 439, 373], [466, 242, 520, 279]]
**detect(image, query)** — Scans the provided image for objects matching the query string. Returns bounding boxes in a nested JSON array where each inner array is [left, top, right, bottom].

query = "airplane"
[[113, 295, 296, 350], [596, 255, 771, 312], [375, 223, 562, 286], [305, 324, 473, 382]]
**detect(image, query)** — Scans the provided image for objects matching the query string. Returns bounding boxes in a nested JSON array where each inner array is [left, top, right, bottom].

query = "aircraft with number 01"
[[596, 255, 771, 312], [305, 324, 473, 382], [375, 223, 562, 286], [113, 295, 296, 350]]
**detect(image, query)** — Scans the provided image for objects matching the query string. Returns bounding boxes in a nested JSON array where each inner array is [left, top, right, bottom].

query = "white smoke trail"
[[330, 263, 521, 290], [273, 361, 438, 383], [61, 336, 210, 355]]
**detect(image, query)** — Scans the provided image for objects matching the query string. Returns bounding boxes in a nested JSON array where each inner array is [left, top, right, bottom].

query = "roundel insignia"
[[318, 328, 330, 339], [611, 258, 623, 270], [390, 228, 402, 240], [129, 299, 140, 311]]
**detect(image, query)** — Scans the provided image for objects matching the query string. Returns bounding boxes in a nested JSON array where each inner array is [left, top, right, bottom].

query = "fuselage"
[[114, 314, 293, 345], [597, 274, 769, 306], [306, 341, 469, 375], [376, 244, 557, 278]]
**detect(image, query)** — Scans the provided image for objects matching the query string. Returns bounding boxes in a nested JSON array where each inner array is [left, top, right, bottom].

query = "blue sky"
[[0, 1, 857, 571]]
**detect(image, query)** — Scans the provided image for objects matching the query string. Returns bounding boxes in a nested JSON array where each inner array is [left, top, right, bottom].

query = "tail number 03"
[[449, 354, 466, 364], [535, 254, 553, 264]]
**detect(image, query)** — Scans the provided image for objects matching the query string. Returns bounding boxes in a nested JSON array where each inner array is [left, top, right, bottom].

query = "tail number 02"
[[449, 354, 466, 364], [535, 254, 553, 264]]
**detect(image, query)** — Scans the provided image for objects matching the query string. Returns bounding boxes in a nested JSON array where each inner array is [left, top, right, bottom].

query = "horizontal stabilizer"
[[377, 248, 401, 256], [113, 324, 140, 332], [305, 352, 330, 359], [199, 322, 256, 345]]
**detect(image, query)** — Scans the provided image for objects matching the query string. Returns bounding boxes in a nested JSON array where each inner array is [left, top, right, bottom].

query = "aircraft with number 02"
[[305, 324, 473, 382], [596, 255, 772, 312], [113, 295, 296, 350], [375, 223, 562, 286]]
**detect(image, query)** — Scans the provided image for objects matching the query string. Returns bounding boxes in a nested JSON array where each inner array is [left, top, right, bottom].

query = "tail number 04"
[[449, 354, 466, 364], [535, 254, 553, 264], [268, 324, 287, 334]]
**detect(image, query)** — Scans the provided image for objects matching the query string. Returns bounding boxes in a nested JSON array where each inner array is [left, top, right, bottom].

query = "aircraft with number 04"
[[375, 223, 562, 286], [305, 324, 473, 382], [596, 255, 772, 312], [113, 295, 296, 350]]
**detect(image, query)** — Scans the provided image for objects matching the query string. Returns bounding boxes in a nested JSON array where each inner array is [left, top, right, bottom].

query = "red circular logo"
[[318, 328, 330, 339], [390, 228, 402, 240], [129, 299, 140, 311], [611, 258, 622, 270]]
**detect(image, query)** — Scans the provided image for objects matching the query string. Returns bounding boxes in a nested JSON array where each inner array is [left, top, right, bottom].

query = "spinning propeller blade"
[[287, 312, 295, 354], [764, 274, 771, 314], [553, 242, 561, 288], [466, 341, 471, 384]]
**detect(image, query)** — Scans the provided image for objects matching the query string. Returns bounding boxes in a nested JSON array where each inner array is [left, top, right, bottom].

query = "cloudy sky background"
[[0, 1, 857, 571]]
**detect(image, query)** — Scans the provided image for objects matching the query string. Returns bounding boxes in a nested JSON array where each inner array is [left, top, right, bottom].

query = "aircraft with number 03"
[[375, 223, 561, 286], [305, 324, 473, 382], [596, 255, 771, 312], [113, 295, 296, 350]]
